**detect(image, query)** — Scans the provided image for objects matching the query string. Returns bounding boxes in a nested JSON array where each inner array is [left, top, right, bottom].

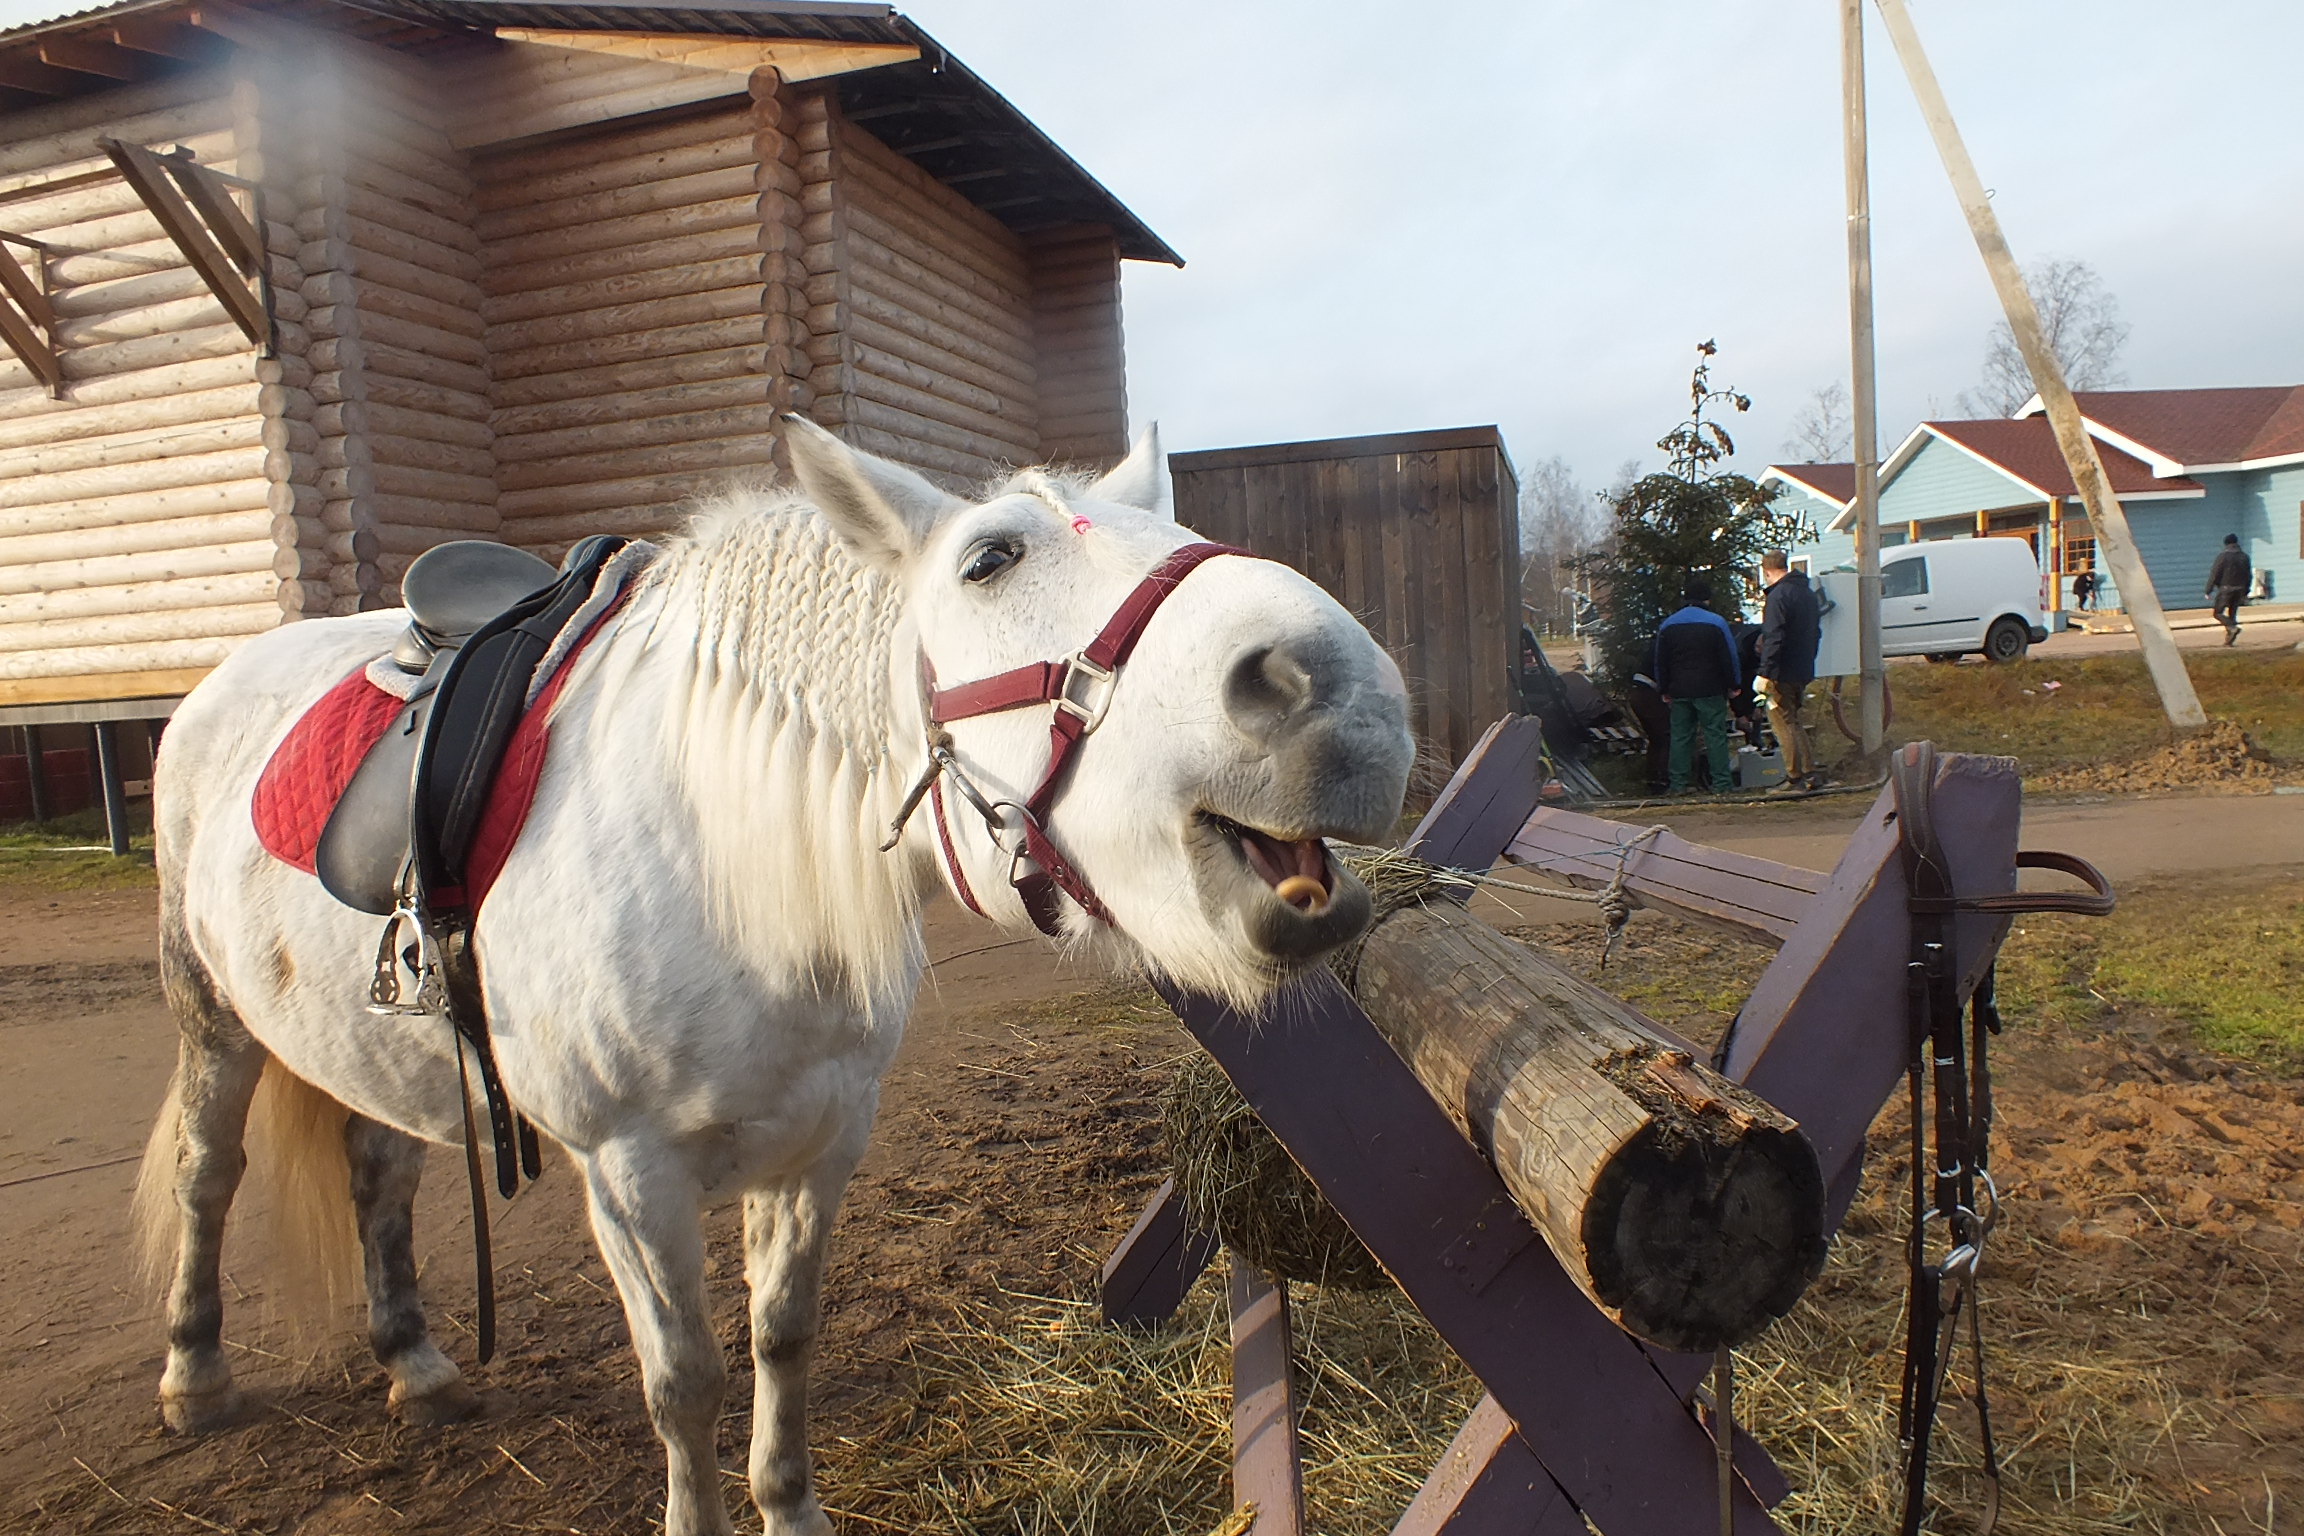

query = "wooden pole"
[[1226, 1256, 1305, 1536], [1842, 0, 1886, 758], [1351, 902, 1826, 1353], [1871, 0, 2205, 728]]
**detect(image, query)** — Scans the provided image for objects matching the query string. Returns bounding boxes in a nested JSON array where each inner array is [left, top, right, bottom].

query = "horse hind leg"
[[343, 1114, 480, 1426], [141, 935, 266, 1434]]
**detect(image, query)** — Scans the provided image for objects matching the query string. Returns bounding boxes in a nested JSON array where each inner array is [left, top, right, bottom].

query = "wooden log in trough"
[[1349, 901, 1826, 1352]]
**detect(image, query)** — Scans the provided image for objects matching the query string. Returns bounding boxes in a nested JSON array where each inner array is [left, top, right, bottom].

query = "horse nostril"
[[1224, 642, 1318, 743]]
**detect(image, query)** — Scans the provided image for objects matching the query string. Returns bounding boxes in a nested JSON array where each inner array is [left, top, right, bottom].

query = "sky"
[[908, 0, 2304, 495], [4, 0, 2300, 497]]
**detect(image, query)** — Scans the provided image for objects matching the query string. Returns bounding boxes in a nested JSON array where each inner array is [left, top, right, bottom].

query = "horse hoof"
[[391, 1379, 483, 1427], [160, 1387, 246, 1436], [761, 1500, 833, 1536]]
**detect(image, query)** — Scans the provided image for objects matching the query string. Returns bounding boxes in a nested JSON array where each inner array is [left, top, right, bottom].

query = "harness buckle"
[[1054, 652, 1117, 732]]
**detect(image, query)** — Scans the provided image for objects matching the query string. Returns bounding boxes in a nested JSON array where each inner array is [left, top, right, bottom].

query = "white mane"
[[598, 484, 926, 1008]]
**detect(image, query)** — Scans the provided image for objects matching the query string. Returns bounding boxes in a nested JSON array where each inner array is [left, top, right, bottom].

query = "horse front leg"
[[741, 1135, 866, 1536], [343, 1114, 480, 1425], [580, 1141, 730, 1536]]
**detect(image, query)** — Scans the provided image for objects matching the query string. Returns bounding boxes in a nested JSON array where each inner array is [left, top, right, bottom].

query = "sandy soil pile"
[[2033, 718, 2293, 795]]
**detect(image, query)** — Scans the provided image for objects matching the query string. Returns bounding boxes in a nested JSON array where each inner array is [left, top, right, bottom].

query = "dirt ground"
[[2, 795, 2299, 1534]]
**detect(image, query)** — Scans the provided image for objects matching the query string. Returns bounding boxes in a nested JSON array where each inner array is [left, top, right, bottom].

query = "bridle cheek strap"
[[924, 540, 1254, 936]]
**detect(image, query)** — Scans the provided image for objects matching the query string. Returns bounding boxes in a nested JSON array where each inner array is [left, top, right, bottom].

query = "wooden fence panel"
[[1172, 427, 1520, 767]]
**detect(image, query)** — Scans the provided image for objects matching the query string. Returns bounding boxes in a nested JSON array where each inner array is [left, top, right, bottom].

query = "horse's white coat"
[[144, 424, 1412, 1536]]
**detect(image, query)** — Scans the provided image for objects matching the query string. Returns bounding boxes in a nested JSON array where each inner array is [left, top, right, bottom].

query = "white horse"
[[135, 419, 1413, 1536]]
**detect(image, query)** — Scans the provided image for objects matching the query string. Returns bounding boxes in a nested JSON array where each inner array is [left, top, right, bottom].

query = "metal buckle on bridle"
[[1053, 651, 1116, 731]]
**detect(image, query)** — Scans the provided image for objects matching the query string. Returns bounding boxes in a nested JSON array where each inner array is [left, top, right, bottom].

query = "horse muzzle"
[[1187, 811, 1378, 965]]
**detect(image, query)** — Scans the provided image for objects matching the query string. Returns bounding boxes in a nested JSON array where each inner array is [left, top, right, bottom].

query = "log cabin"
[[0, 0, 1176, 744]]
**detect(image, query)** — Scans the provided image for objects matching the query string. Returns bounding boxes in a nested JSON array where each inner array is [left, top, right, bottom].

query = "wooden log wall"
[[1027, 224, 1127, 468], [1170, 429, 1523, 768], [280, 38, 496, 610], [812, 102, 1039, 488], [476, 95, 777, 558], [0, 71, 278, 701]]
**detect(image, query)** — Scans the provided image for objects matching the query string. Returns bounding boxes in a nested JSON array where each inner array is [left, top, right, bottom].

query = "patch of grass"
[[1996, 880, 2304, 1066], [1837, 648, 2304, 777], [0, 807, 156, 889]]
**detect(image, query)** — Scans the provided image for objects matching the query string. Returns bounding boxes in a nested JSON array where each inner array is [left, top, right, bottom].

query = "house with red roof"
[[1763, 386, 2303, 620]]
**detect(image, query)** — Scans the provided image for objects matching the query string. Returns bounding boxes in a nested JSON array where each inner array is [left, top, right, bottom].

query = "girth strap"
[[924, 540, 1255, 935]]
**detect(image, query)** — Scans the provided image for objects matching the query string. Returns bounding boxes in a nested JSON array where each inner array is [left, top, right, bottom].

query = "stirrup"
[[368, 897, 449, 1017]]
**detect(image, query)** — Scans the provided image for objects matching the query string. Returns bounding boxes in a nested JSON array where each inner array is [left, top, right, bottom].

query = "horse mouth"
[[1190, 811, 1374, 963], [1204, 812, 1335, 912]]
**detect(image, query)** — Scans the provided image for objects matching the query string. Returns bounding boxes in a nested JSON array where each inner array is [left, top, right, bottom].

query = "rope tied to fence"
[[1330, 824, 1669, 975]]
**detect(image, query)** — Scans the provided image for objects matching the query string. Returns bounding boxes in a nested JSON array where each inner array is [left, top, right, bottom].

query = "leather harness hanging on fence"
[[1891, 741, 2114, 1535], [884, 540, 1258, 936]]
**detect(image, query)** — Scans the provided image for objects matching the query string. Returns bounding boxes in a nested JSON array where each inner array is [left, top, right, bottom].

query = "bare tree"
[[1781, 382, 1851, 462], [1958, 258, 2130, 417], [1519, 455, 1606, 635]]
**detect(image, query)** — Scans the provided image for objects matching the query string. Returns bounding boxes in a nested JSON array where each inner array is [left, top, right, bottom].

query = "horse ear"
[[1085, 423, 1164, 512], [783, 414, 956, 570]]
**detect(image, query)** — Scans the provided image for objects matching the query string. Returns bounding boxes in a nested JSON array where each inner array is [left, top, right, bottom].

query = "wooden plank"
[[160, 151, 259, 276], [0, 238, 54, 331], [1227, 1258, 1306, 1536], [0, 665, 215, 706], [1406, 715, 1548, 870], [491, 30, 918, 83], [1504, 811, 1825, 944], [98, 137, 263, 343], [1722, 757, 2020, 1200], [1097, 1178, 1216, 1326], [1392, 1396, 1581, 1536], [0, 277, 60, 395]]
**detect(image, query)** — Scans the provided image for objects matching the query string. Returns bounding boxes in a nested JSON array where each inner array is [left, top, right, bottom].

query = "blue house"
[[1765, 386, 2304, 619]]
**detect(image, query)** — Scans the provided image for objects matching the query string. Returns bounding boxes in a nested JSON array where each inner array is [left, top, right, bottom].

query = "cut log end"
[[1585, 1050, 1826, 1351]]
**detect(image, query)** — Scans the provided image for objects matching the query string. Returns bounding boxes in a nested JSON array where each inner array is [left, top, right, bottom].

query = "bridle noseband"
[[882, 540, 1255, 936]]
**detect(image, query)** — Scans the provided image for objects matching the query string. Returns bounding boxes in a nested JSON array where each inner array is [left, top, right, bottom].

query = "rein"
[[1890, 741, 2114, 1535], [882, 540, 1254, 936]]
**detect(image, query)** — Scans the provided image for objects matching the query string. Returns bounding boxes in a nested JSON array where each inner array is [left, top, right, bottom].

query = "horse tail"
[[130, 1057, 365, 1335], [130, 1066, 185, 1294], [244, 1059, 364, 1331]]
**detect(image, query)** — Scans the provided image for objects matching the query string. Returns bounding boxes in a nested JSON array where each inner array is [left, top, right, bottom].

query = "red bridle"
[[905, 540, 1255, 936]]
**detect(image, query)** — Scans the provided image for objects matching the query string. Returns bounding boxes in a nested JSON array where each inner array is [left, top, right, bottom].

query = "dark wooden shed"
[[1169, 425, 1521, 767]]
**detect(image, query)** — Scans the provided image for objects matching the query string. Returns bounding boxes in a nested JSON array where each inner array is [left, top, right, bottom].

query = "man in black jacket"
[[2207, 534, 2252, 646], [1757, 550, 1823, 789], [1653, 578, 1742, 794]]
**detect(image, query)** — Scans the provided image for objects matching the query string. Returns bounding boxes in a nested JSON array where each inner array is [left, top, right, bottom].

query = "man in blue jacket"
[[1653, 578, 1742, 794]]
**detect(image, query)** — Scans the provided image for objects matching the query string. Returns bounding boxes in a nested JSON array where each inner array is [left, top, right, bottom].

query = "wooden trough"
[[1107, 719, 2108, 1535]]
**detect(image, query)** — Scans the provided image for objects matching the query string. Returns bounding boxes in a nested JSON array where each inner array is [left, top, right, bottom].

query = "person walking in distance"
[[2207, 534, 2251, 646], [1654, 578, 1741, 795], [1756, 550, 1824, 790], [2072, 568, 2096, 612]]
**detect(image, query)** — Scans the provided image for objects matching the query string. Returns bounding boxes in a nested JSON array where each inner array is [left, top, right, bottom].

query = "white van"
[[1814, 538, 2050, 669]]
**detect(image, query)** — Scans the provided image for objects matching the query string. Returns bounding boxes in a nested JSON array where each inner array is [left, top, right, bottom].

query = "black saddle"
[[315, 536, 628, 917]]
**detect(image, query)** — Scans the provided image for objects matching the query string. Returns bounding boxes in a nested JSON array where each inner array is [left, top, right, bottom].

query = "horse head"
[[786, 417, 1414, 1003]]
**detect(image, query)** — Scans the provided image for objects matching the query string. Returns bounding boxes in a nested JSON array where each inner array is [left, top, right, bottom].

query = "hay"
[[1160, 845, 1469, 1290], [811, 1268, 1483, 1536], [1163, 1052, 1389, 1289]]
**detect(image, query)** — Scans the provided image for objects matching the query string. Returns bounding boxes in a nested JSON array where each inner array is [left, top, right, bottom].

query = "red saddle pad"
[[249, 606, 616, 912]]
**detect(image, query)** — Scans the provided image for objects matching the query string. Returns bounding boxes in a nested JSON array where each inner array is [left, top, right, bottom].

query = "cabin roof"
[[0, 0, 1183, 265]]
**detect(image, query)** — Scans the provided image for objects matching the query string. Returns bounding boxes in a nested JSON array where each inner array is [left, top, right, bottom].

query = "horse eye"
[[961, 541, 1019, 584]]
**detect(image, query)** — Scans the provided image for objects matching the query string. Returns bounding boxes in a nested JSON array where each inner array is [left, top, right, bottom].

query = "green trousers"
[[1668, 694, 1733, 793]]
